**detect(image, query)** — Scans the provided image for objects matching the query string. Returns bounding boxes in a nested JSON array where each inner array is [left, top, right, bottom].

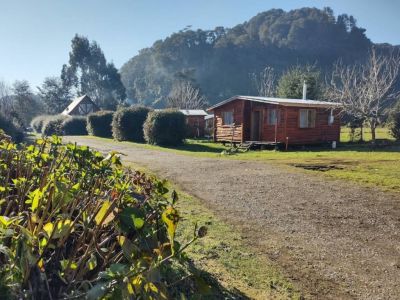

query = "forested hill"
[[120, 7, 390, 107]]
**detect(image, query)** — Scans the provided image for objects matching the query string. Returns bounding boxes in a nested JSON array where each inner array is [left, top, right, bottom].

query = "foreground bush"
[[144, 110, 186, 146], [61, 116, 88, 135], [41, 115, 67, 136], [87, 111, 113, 137], [31, 115, 49, 133], [0, 136, 205, 299], [112, 106, 151, 142], [0, 113, 23, 142]]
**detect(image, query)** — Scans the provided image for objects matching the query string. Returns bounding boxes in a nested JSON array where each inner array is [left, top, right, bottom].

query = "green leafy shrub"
[[112, 106, 151, 142], [87, 111, 114, 137], [0, 113, 24, 142], [389, 103, 400, 140], [61, 116, 88, 135], [144, 110, 186, 146], [0, 136, 205, 299], [41, 115, 67, 136], [31, 115, 49, 133]]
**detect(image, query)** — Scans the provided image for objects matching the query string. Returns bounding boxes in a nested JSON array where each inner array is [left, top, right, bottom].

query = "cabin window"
[[267, 109, 278, 125], [222, 111, 234, 125], [299, 109, 316, 128]]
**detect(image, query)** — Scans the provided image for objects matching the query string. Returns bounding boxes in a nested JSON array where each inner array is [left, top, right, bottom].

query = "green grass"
[[83, 127, 400, 192]]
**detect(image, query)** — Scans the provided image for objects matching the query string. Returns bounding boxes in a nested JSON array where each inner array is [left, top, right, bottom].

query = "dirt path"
[[64, 136, 400, 300]]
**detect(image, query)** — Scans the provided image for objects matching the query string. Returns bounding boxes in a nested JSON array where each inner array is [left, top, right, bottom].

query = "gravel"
[[64, 136, 400, 300]]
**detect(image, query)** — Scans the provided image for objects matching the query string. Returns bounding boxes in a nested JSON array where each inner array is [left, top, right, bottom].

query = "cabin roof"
[[207, 95, 342, 111], [178, 109, 208, 116], [61, 95, 96, 115], [204, 114, 214, 120]]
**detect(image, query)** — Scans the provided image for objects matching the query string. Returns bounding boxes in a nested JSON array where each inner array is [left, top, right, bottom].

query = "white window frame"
[[267, 109, 278, 125], [299, 109, 316, 128], [222, 111, 234, 125]]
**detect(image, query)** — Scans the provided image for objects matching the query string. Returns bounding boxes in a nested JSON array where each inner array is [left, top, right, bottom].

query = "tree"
[[62, 35, 126, 109], [38, 77, 71, 114], [167, 81, 207, 109], [251, 66, 276, 97], [0, 80, 13, 116], [12, 80, 43, 126], [326, 49, 400, 143], [276, 65, 322, 99]]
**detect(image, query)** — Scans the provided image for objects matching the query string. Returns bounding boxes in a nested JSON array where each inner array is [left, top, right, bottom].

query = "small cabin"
[[61, 95, 99, 116], [179, 109, 208, 138], [207, 96, 341, 146]]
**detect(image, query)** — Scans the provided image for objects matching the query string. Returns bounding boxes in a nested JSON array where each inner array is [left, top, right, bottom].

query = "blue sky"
[[0, 0, 399, 90]]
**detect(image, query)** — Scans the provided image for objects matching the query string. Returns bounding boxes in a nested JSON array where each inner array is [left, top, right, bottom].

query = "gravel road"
[[64, 136, 400, 299]]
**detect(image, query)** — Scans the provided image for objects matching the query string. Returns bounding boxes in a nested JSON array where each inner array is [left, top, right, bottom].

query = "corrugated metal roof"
[[178, 109, 208, 116], [207, 95, 342, 111]]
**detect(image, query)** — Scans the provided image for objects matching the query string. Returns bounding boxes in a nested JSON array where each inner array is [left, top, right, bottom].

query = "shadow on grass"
[[161, 139, 227, 153], [168, 260, 251, 300]]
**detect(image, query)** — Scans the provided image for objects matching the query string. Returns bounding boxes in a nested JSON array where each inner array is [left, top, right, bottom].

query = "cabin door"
[[251, 111, 261, 141]]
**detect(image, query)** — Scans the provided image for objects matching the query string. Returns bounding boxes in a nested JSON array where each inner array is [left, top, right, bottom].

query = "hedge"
[[0, 113, 24, 142], [143, 110, 186, 146], [87, 111, 114, 137], [30, 115, 49, 133], [41, 115, 67, 136], [61, 116, 88, 135], [112, 106, 151, 142]]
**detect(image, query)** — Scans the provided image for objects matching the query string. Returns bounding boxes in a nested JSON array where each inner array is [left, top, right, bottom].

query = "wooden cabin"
[[207, 96, 341, 146], [61, 95, 99, 116], [179, 109, 208, 138]]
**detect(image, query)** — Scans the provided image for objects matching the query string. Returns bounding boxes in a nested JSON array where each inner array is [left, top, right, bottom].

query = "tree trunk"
[[359, 124, 364, 142], [370, 121, 376, 144]]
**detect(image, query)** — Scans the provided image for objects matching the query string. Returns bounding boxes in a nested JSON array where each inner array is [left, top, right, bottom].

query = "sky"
[[0, 0, 399, 90]]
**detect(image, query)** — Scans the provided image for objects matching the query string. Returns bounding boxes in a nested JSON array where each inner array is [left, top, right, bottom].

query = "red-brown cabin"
[[179, 109, 208, 138], [208, 96, 342, 146]]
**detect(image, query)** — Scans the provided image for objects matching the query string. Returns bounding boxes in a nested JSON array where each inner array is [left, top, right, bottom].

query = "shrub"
[[41, 115, 67, 136], [87, 111, 114, 137], [0, 113, 23, 142], [30, 115, 49, 133], [390, 103, 400, 140], [112, 106, 151, 142], [0, 136, 205, 299], [144, 110, 186, 146], [61, 116, 88, 135]]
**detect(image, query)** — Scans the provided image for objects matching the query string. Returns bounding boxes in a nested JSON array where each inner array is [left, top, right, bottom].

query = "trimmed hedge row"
[[61, 116, 88, 135], [87, 111, 114, 137], [42, 115, 67, 136], [112, 106, 151, 142], [32, 115, 88, 136], [143, 110, 186, 146]]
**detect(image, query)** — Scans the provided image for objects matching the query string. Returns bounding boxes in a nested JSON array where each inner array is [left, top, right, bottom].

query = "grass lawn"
[[84, 127, 400, 192]]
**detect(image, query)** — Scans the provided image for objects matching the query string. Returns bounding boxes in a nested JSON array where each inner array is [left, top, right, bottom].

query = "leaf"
[[95, 200, 112, 225], [162, 206, 179, 253], [86, 253, 97, 271], [119, 207, 145, 232], [43, 219, 73, 239], [133, 218, 144, 229], [117, 236, 138, 261], [29, 188, 43, 212], [0, 216, 11, 227], [86, 282, 109, 300]]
